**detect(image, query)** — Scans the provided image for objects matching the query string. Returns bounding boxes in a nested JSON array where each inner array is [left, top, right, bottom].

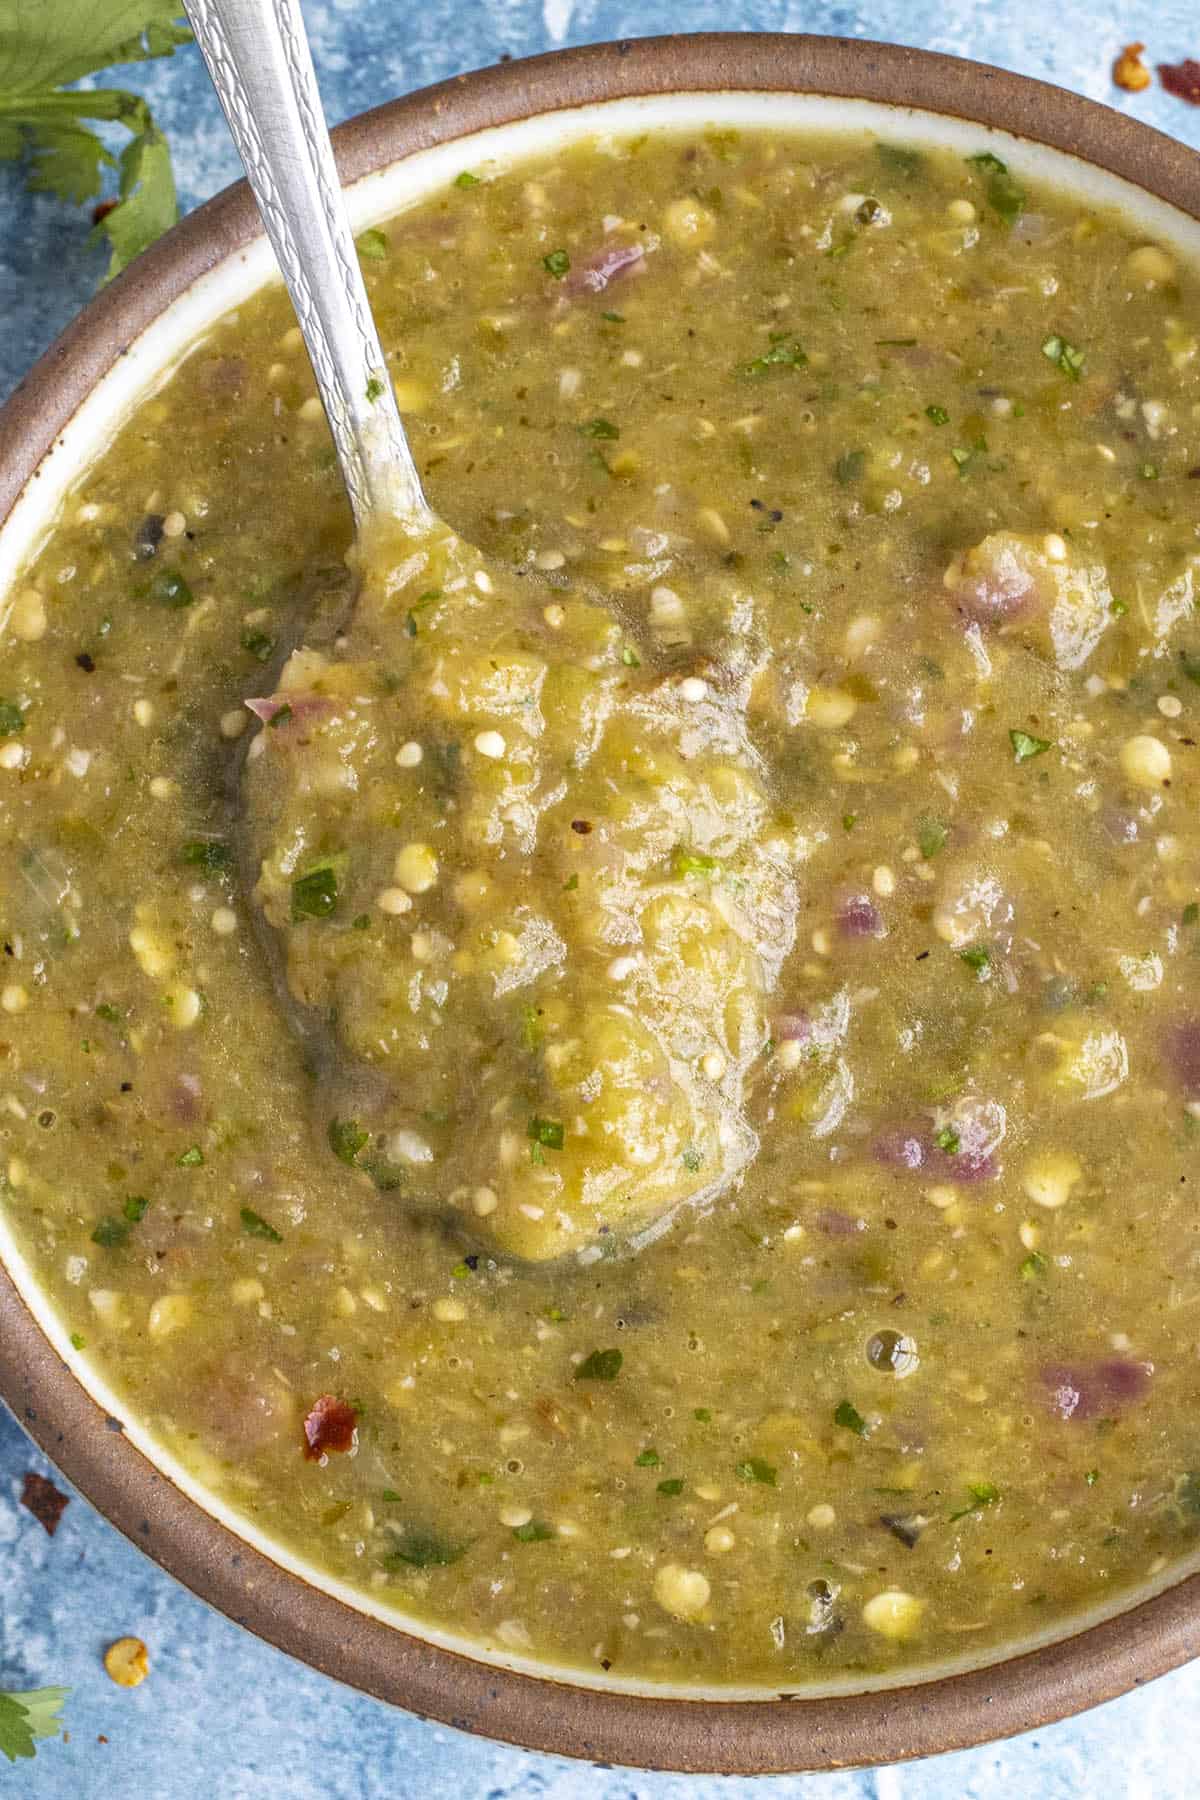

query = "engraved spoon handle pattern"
[[185, 0, 434, 532]]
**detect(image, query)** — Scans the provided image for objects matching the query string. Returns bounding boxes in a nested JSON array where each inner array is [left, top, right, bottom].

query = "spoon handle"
[[185, 0, 432, 532]]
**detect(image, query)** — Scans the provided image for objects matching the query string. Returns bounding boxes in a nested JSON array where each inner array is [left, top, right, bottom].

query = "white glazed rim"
[[1, 83, 1199, 1706]]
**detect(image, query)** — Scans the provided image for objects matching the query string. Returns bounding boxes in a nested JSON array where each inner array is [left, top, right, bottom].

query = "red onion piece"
[[1101, 808, 1141, 847], [564, 242, 645, 296], [812, 1208, 866, 1237], [302, 1394, 359, 1460], [774, 1012, 812, 1044], [873, 1118, 997, 1183], [1040, 1358, 1153, 1421], [946, 538, 1035, 626], [837, 895, 886, 940], [873, 1126, 927, 1172], [171, 1073, 203, 1123], [1164, 1019, 1200, 1097]]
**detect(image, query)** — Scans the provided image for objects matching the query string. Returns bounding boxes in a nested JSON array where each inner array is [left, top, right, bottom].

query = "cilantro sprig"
[[0, 1687, 68, 1764], [0, 3, 191, 280]]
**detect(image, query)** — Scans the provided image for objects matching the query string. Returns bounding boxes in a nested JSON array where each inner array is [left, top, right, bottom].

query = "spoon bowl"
[[187, 0, 790, 1263]]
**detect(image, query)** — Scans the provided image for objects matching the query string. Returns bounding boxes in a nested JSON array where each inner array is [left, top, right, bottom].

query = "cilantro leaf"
[[735, 1457, 777, 1485], [0, 1687, 68, 1763], [21, 119, 108, 203], [949, 1480, 1000, 1522], [179, 839, 230, 872], [356, 226, 388, 259], [966, 150, 1026, 225], [292, 862, 339, 921], [875, 143, 923, 175], [672, 846, 719, 878], [834, 1399, 867, 1436], [1010, 728, 1052, 763], [240, 1206, 282, 1243], [527, 1115, 564, 1150], [98, 121, 177, 279], [1041, 334, 1086, 381], [834, 448, 866, 485], [0, 3, 189, 89], [1178, 1472, 1200, 1516], [328, 1118, 368, 1165], [740, 336, 807, 377], [917, 814, 949, 859], [575, 1347, 622, 1381], [241, 627, 275, 662], [0, 3, 189, 279], [144, 565, 192, 607], [91, 1215, 129, 1248], [384, 1528, 466, 1569]]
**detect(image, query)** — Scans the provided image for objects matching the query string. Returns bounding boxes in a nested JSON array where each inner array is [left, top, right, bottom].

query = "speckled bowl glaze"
[[1, 33, 1199, 1774]]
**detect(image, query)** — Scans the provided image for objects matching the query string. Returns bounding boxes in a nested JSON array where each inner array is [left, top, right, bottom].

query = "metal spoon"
[[184, 0, 435, 536]]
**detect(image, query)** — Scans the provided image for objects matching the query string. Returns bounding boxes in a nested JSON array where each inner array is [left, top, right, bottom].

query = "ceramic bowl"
[[2, 33, 1199, 1774]]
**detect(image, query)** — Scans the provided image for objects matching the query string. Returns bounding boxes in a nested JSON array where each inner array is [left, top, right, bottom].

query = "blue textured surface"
[[3, 3, 1200, 1793]]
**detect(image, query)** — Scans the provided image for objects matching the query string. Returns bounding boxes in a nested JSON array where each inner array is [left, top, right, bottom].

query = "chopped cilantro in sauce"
[[735, 1457, 777, 1485], [1010, 728, 1052, 762], [575, 1348, 622, 1381], [240, 1207, 282, 1242], [834, 1400, 868, 1437], [291, 864, 339, 920], [1041, 334, 1086, 380], [328, 1119, 368, 1164], [966, 150, 1026, 225], [356, 228, 388, 259]]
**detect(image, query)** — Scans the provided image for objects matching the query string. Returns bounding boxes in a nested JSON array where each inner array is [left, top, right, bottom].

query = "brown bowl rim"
[[2, 31, 1200, 1775]]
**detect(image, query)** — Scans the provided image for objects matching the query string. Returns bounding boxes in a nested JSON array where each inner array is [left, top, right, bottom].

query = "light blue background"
[[3, 3, 1199, 1793]]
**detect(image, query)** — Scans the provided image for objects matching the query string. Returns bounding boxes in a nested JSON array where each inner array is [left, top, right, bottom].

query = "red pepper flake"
[[20, 1470, 69, 1536], [302, 1395, 358, 1460], [91, 198, 119, 225], [1159, 59, 1200, 103]]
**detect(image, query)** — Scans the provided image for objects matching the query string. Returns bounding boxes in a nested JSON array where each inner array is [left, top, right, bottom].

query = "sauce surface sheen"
[[3, 126, 1200, 1686]]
